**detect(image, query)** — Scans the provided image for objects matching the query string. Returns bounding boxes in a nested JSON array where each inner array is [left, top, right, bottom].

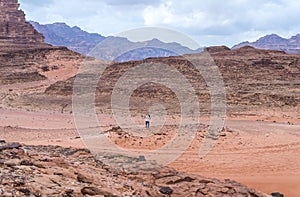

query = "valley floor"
[[0, 108, 299, 196]]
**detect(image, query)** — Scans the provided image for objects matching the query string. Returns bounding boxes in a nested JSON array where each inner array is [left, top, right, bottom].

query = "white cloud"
[[103, 0, 161, 6], [141, 0, 300, 46], [18, 0, 300, 47]]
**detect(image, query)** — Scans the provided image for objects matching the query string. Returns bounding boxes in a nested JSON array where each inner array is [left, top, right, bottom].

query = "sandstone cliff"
[[0, 0, 84, 86], [0, 0, 47, 52]]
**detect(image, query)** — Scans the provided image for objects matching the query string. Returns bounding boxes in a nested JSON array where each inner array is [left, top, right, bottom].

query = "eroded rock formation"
[[0, 140, 270, 196], [0, 0, 46, 52]]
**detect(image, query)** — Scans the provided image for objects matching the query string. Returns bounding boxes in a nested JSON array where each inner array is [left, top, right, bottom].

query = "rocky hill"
[[29, 21, 202, 61], [233, 34, 300, 54], [44, 46, 300, 119], [0, 140, 271, 196]]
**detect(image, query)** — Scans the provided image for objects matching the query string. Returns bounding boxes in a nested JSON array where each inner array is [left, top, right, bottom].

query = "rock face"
[[0, 0, 45, 50], [0, 47, 83, 85], [0, 140, 269, 196], [0, 0, 84, 86]]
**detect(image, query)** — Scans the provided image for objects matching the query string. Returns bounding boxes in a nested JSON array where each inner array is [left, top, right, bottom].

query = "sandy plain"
[[0, 108, 299, 196]]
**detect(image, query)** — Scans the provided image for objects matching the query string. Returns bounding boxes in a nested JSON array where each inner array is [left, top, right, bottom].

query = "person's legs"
[[146, 121, 149, 128]]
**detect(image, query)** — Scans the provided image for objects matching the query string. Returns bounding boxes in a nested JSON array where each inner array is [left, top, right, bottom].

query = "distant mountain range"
[[29, 21, 300, 58], [232, 34, 300, 54], [30, 21, 202, 62], [30, 21, 105, 56]]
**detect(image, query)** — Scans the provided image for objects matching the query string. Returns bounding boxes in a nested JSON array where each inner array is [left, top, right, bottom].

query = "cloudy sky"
[[19, 0, 300, 48]]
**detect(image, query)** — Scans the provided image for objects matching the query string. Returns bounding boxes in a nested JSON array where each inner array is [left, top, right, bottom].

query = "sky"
[[19, 0, 300, 48]]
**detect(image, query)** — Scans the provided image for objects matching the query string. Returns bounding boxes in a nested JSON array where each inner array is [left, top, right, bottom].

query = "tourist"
[[145, 114, 150, 128]]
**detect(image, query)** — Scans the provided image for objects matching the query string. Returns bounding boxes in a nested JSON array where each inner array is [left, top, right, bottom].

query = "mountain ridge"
[[233, 33, 300, 54], [29, 21, 105, 56], [29, 21, 202, 62]]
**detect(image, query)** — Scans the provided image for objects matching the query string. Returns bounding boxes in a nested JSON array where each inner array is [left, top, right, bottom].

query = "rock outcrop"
[[0, 140, 270, 196], [0, 0, 84, 86], [0, 0, 46, 52]]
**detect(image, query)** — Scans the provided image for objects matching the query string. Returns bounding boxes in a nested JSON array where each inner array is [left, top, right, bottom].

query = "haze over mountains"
[[30, 21, 202, 62]]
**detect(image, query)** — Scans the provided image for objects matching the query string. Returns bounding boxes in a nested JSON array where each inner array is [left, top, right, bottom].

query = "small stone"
[[5, 159, 19, 167], [138, 155, 146, 162], [54, 172, 64, 176], [20, 160, 34, 166], [0, 142, 22, 150], [81, 187, 101, 196], [34, 163, 46, 169], [265, 133, 270, 138], [159, 186, 173, 195], [2, 192, 13, 197], [81, 187, 115, 196], [221, 187, 229, 193], [220, 133, 226, 137], [271, 192, 284, 197], [17, 188, 31, 195], [60, 189, 74, 196], [77, 173, 93, 184]]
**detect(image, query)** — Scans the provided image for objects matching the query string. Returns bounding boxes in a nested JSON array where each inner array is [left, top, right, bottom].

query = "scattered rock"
[[271, 192, 284, 197], [77, 173, 93, 184], [60, 189, 74, 196], [17, 188, 31, 195], [81, 187, 115, 196], [166, 176, 195, 184], [0, 141, 269, 197], [20, 160, 34, 166], [159, 186, 174, 195], [220, 133, 227, 137], [54, 172, 64, 176], [265, 133, 270, 138], [81, 187, 102, 196], [0, 142, 22, 150], [138, 155, 146, 162]]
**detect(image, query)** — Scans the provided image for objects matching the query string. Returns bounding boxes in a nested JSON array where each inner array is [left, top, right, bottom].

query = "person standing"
[[145, 114, 150, 128]]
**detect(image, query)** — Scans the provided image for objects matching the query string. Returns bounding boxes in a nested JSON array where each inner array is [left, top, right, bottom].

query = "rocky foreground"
[[0, 140, 273, 197]]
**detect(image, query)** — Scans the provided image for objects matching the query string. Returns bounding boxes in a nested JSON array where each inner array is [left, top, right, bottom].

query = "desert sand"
[[0, 108, 299, 196], [1, 48, 299, 196], [1, 0, 299, 195]]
